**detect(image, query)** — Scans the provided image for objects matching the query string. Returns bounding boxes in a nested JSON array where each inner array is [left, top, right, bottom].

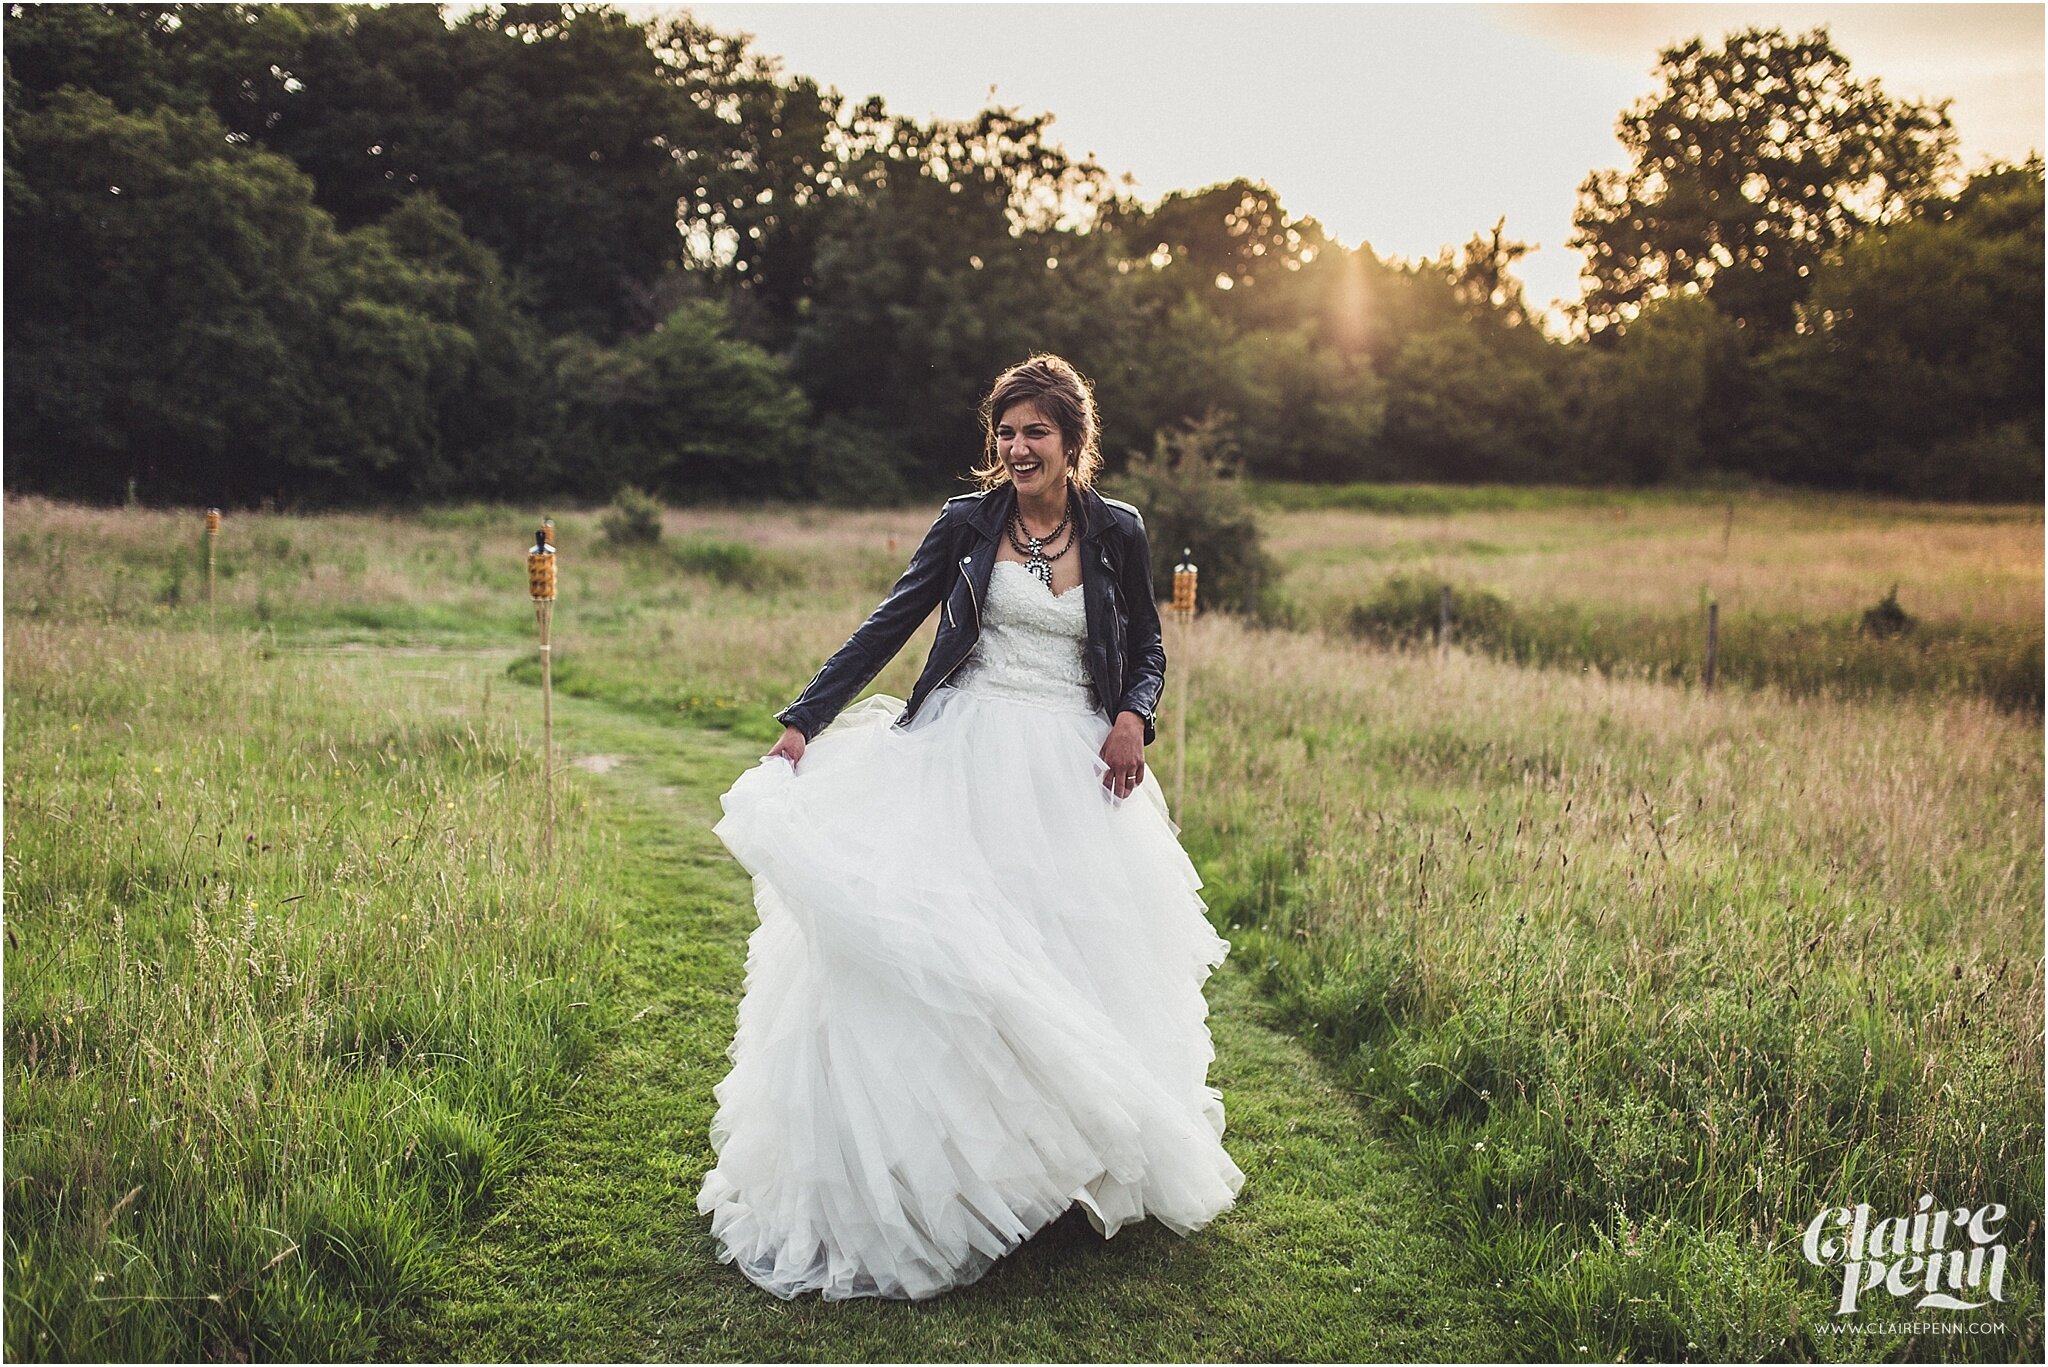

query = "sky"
[[622, 1, 2045, 330]]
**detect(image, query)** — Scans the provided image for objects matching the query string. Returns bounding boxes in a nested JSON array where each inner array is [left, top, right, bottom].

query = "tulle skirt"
[[699, 684, 1245, 1301]]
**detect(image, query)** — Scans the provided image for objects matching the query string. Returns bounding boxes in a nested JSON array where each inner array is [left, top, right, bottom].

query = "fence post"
[[1439, 584, 1452, 652], [1703, 602, 1719, 695]]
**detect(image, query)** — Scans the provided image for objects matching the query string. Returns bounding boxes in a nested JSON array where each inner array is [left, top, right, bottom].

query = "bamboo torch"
[[1171, 548, 1198, 805], [204, 507, 222, 625], [528, 523, 558, 853]]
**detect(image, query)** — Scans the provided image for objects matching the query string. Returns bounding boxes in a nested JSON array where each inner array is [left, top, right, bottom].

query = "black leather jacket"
[[776, 482, 1167, 746]]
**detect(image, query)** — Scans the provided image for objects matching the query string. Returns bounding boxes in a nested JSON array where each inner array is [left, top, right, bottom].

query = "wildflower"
[[70, 724, 81, 732], [63, 1014, 74, 1028], [1473, 1139, 1486, 1151]]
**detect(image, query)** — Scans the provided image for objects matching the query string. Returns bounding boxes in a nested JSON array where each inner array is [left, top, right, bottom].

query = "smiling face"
[[994, 400, 1072, 496]]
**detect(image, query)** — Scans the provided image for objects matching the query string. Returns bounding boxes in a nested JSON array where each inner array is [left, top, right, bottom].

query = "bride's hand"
[[767, 725, 806, 773], [1099, 713, 1146, 799]]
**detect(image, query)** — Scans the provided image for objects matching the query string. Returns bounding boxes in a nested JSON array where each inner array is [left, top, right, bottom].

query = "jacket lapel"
[[962, 482, 1011, 607], [1075, 486, 1112, 688]]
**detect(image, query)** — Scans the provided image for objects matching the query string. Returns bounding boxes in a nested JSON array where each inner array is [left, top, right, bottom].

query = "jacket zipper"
[[928, 557, 982, 695]]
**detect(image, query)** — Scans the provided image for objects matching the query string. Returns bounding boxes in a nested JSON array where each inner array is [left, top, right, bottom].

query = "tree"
[[785, 105, 1115, 489], [1568, 294, 1746, 484], [1377, 326, 1564, 482], [2, 85, 542, 505], [1441, 215, 1538, 331], [254, 2, 694, 341], [1742, 158, 2043, 498], [1570, 26, 1956, 342], [1104, 178, 1319, 300], [550, 300, 811, 501], [644, 10, 871, 349]]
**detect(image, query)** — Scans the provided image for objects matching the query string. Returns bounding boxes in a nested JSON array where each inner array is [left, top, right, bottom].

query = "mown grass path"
[[372, 659, 1508, 1362]]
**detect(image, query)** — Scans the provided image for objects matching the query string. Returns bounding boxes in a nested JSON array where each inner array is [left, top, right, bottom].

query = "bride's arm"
[[772, 504, 956, 743]]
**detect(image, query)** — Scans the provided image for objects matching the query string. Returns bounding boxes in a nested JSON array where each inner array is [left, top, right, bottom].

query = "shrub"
[[1102, 414, 1284, 621], [806, 415, 911, 507], [599, 487, 664, 546], [1860, 584, 1914, 637], [667, 536, 798, 591], [1346, 574, 1518, 648]]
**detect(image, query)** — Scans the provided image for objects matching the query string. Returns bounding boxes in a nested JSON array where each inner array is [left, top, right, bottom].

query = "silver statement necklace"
[[1006, 489, 1075, 589]]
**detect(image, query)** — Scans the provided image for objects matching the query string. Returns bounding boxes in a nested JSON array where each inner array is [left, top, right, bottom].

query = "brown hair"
[[969, 353, 1102, 491]]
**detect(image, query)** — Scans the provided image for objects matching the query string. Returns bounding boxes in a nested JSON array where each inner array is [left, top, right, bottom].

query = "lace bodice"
[[950, 560, 1100, 716]]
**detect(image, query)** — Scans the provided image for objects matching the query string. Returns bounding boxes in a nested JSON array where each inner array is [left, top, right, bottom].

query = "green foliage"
[[254, 3, 699, 342], [1102, 416, 1283, 621], [1568, 295, 1747, 485], [599, 487, 665, 547], [667, 537, 799, 591], [1340, 588, 2043, 715], [1, 85, 548, 507], [1860, 584, 1914, 637], [1249, 480, 1674, 514], [1744, 159, 2045, 501], [0, 1, 2026, 511], [1378, 326, 1563, 481], [3, 623, 611, 1361], [554, 302, 812, 502], [803, 415, 913, 507], [1346, 575, 1517, 647], [1570, 25, 1957, 341]]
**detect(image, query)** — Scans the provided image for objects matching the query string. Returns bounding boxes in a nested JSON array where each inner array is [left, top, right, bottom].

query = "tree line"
[[4, 2, 2039, 506]]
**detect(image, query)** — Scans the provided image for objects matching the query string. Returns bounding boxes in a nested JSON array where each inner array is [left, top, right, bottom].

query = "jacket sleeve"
[[1114, 518, 1167, 747], [775, 505, 954, 742]]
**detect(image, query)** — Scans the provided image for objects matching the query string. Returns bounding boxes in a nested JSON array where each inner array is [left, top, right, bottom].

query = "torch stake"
[[537, 599, 555, 852], [1171, 548, 1198, 811], [1175, 609, 1191, 803], [205, 508, 222, 628], [528, 528, 558, 857]]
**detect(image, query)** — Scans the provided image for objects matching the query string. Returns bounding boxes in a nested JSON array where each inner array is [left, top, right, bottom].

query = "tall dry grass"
[[1173, 616, 2042, 1356], [4, 619, 611, 1360], [7, 490, 2039, 1358]]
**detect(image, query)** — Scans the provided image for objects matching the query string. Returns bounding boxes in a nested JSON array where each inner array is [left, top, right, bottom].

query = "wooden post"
[[1172, 549, 1198, 809], [1721, 501, 1735, 553], [1703, 602, 1719, 695], [1439, 584, 1452, 652], [204, 507, 222, 627], [528, 526, 558, 853]]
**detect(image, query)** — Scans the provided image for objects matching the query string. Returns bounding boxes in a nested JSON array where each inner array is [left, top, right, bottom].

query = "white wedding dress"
[[700, 558, 1245, 1301]]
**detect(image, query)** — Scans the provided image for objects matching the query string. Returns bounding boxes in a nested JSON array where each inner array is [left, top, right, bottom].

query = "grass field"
[[1251, 481, 2044, 712], [5, 487, 2041, 1361]]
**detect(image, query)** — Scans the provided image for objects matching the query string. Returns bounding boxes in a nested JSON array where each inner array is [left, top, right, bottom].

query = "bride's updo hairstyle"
[[970, 353, 1103, 491]]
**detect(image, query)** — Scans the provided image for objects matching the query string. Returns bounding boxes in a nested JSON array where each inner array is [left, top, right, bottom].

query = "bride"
[[699, 353, 1245, 1301]]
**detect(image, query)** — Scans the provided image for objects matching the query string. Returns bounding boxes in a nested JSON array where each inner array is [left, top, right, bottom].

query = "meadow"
[[4, 487, 2041, 1362]]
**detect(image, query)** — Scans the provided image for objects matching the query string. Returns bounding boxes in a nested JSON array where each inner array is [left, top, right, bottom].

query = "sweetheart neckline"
[[993, 558, 1084, 601]]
